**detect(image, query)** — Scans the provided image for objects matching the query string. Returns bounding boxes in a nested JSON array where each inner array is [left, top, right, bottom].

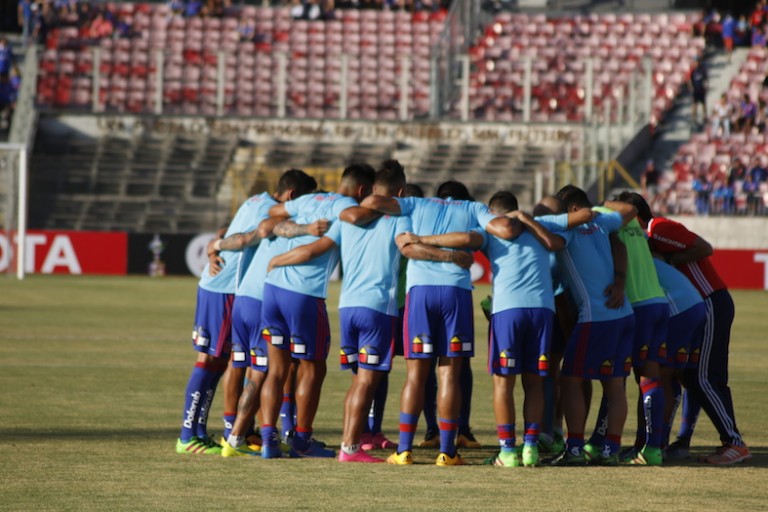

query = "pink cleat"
[[338, 449, 385, 463], [362, 432, 397, 451]]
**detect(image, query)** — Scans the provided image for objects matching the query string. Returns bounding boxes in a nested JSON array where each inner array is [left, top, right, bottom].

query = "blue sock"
[[369, 373, 388, 433], [438, 417, 459, 456], [194, 366, 224, 439], [179, 363, 208, 441], [588, 396, 609, 447], [677, 389, 700, 441], [524, 422, 540, 447], [397, 412, 418, 453], [602, 434, 621, 457], [566, 433, 585, 454], [280, 393, 295, 437], [497, 423, 516, 452], [665, 380, 682, 447], [222, 412, 236, 440], [458, 360, 473, 434], [261, 425, 278, 448], [641, 377, 665, 448], [294, 427, 312, 450]]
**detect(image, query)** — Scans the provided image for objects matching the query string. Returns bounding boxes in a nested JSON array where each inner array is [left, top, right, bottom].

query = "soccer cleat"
[[261, 442, 283, 459], [338, 449, 385, 463], [457, 430, 482, 449], [665, 438, 691, 460], [418, 428, 440, 448], [176, 437, 205, 455], [592, 453, 619, 466], [246, 433, 262, 449], [221, 440, 261, 457], [619, 446, 639, 463], [582, 442, 600, 462], [386, 450, 414, 465], [630, 446, 663, 466], [436, 452, 466, 466], [361, 432, 396, 451], [290, 439, 336, 458], [550, 450, 587, 466], [701, 444, 752, 465], [522, 444, 539, 467], [484, 450, 519, 467]]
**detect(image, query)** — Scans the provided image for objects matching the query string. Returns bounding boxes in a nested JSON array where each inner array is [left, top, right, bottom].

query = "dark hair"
[[341, 162, 376, 189], [616, 191, 653, 223], [276, 168, 317, 196], [556, 184, 591, 209], [488, 191, 518, 214], [403, 183, 424, 198], [436, 180, 473, 201], [376, 160, 406, 191]]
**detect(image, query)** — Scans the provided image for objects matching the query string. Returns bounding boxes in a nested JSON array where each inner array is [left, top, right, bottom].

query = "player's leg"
[[177, 351, 227, 455], [222, 368, 267, 457], [279, 361, 298, 442], [600, 375, 628, 465], [490, 373, 518, 467], [457, 359, 481, 448], [389, 357, 431, 464], [339, 367, 386, 463], [418, 359, 439, 447], [363, 372, 395, 450], [554, 322, 591, 465]]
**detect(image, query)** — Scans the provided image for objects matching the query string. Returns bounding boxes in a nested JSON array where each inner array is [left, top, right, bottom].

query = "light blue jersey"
[[556, 210, 634, 323], [266, 192, 358, 299], [397, 196, 496, 292], [325, 214, 412, 316], [653, 258, 704, 316], [199, 192, 273, 294], [482, 214, 572, 314]]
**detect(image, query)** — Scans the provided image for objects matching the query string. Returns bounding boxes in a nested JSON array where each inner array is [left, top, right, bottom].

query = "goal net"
[[0, 143, 28, 279]]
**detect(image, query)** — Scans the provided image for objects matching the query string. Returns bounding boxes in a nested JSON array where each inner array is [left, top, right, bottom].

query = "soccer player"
[[586, 201, 670, 466], [200, 170, 321, 457], [618, 191, 751, 465], [651, 257, 706, 453], [361, 180, 517, 465], [268, 165, 474, 462], [549, 185, 637, 466], [258, 163, 378, 459], [175, 172, 314, 455]]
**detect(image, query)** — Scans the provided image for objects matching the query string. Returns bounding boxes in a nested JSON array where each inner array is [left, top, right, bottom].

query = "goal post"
[[0, 143, 28, 280]]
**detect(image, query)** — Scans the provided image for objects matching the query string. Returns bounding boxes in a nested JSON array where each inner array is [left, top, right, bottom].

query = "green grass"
[[1, 276, 767, 512]]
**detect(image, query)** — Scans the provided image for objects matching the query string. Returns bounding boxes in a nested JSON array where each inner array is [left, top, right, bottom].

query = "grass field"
[[1, 275, 767, 512]]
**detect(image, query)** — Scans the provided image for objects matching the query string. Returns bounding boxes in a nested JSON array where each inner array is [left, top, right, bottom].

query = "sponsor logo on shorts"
[[690, 348, 700, 364], [193, 326, 210, 348], [600, 360, 613, 376], [359, 346, 380, 365], [657, 342, 667, 360], [449, 336, 472, 353], [233, 351, 246, 363], [499, 350, 516, 368], [675, 347, 688, 364], [538, 354, 549, 372], [638, 344, 648, 360], [340, 347, 358, 365], [261, 328, 284, 346], [623, 356, 633, 373], [412, 335, 433, 354], [291, 337, 306, 355]]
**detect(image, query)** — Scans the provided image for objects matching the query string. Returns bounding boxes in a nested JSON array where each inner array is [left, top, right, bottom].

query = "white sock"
[[341, 443, 359, 456], [227, 435, 245, 448]]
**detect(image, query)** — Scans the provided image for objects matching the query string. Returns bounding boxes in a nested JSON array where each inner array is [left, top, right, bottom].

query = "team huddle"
[[175, 160, 751, 466]]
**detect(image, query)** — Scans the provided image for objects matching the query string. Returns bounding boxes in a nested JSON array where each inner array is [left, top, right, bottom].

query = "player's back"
[[653, 258, 704, 315]]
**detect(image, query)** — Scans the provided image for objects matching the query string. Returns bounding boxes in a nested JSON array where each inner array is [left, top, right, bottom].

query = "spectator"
[[712, 180, 734, 215], [0, 73, 17, 130], [18, 0, 34, 46], [736, 93, 757, 134], [693, 171, 712, 215], [86, 12, 113, 40], [169, 0, 185, 17], [749, 156, 767, 184], [721, 12, 735, 60], [751, 0, 765, 30], [742, 173, 761, 215], [688, 57, 708, 126], [751, 24, 766, 47], [185, 0, 204, 18], [711, 93, 732, 139], [0, 38, 14, 76], [734, 15, 749, 46], [641, 159, 661, 201], [729, 157, 747, 188]]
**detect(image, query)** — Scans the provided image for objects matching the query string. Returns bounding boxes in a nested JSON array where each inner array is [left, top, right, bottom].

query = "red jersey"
[[646, 217, 726, 298]]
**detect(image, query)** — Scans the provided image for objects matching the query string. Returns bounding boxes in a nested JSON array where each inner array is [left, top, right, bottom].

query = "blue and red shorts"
[[403, 285, 474, 359], [260, 283, 331, 361], [488, 307, 554, 376], [339, 307, 396, 372], [562, 315, 635, 380], [232, 295, 268, 372], [191, 287, 234, 358], [666, 302, 706, 369], [631, 302, 670, 367]]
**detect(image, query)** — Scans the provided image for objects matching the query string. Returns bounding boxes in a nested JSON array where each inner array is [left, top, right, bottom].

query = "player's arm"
[[268, 203, 289, 218], [507, 211, 565, 251], [604, 233, 627, 309], [602, 200, 638, 226], [397, 231, 484, 251], [398, 240, 474, 270], [359, 195, 402, 215], [566, 208, 597, 228], [267, 237, 337, 273], [273, 219, 329, 238], [665, 235, 713, 266], [338, 206, 383, 226], [485, 216, 524, 240]]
